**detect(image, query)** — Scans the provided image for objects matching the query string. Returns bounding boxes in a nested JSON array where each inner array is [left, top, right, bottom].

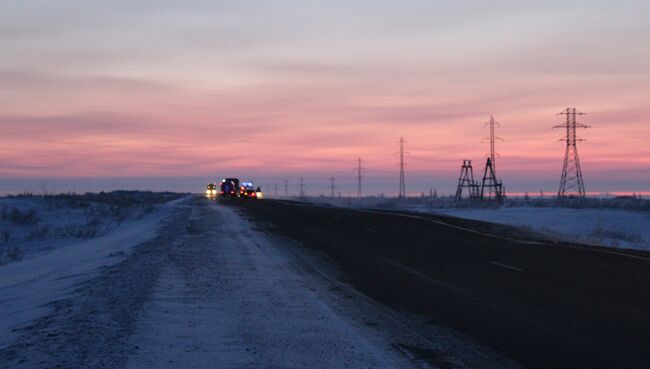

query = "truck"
[[206, 183, 217, 196], [220, 178, 240, 197]]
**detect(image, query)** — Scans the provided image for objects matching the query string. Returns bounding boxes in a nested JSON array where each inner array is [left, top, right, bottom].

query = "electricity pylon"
[[397, 137, 407, 198], [455, 160, 480, 201], [554, 108, 589, 200], [480, 115, 504, 201], [355, 157, 365, 198], [299, 177, 305, 199], [482, 115, 503, 175], [480, 157, 504, 202]]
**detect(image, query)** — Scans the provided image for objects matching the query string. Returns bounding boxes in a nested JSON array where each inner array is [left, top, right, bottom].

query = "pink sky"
[[0, 1, 648, 194]]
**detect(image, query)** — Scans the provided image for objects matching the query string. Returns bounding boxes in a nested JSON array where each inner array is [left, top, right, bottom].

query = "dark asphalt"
[[228, 199, 650, 369]]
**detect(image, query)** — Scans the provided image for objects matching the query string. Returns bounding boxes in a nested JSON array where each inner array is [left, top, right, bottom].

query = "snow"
[[433, 207, 650, 251], [125, 204, 413, 369], [123, 201, 517, 369], [0, 197, 183, 348], [0, 196, 519, 369]]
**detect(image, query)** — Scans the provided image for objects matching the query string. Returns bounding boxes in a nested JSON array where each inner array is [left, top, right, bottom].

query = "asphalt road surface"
[[230, 199, 650, 369]]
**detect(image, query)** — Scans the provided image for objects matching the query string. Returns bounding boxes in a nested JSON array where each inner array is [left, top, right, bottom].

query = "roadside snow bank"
[[434, 207, 650, 251]]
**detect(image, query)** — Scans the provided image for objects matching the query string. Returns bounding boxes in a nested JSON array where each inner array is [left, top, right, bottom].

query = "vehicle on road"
[[220, 178, 240, 197], [206, 183, 217, 197], [240, 182, 258, 198]]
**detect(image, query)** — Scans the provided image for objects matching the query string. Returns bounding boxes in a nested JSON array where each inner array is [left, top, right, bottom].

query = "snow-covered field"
[[433, 207, 650, 251], [0, 193, 180, 265], [0, 194, 186, 348]]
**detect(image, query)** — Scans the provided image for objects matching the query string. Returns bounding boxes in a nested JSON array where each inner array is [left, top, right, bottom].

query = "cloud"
[[0, 69, 177, 93], [0, 1, 648, 192]]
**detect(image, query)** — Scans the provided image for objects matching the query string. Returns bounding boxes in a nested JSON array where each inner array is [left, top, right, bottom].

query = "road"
[[231, 199, 650, 369], [0, 197, 517, 369]]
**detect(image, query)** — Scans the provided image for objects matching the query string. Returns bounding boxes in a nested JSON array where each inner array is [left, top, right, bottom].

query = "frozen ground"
[[0, 195, 519, 369], [304, 195, 650, 252], [0, 195, 186, 348], [125, 203, 414, 369], [0, 192, 180, 265], [431, 207, 650, 251]]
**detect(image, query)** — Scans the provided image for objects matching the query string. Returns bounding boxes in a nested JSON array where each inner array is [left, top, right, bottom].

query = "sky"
[[0, 0, 649, 196]]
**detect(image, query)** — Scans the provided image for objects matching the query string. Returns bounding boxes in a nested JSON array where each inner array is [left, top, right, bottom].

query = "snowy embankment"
[[432, 207, 650, 251], [0, 193, 186, 348]]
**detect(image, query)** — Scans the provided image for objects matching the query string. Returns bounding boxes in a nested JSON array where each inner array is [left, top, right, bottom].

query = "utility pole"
[[284, 179, 289, 197], [398, 136, 407, 198], [554, 108, 589, 200], [355, 157, 365, 198], [274, 183, 278, 197], [330, 177, 335, 198]]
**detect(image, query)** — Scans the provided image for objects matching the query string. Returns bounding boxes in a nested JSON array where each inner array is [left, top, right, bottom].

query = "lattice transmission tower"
[[355, 157, 365, 198], [397, 137, 407, 198], [455, 160, 479, 201], [299, 177, 305, 199], [480, 115, 504, 201], [482, 115, 502, 175], [554, 108, 589, 200]]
